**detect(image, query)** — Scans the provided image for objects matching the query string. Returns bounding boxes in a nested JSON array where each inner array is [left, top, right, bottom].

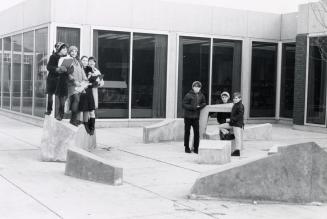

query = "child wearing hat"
[[216, 91, 232, 124], [182, 81, 206, 154], [45, 42, 68, 116], [67, 45, 88, 126]]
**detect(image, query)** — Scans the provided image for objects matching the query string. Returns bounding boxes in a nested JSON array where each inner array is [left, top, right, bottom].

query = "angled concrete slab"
[[143, 119, 184, 143], [243, 123, 272, 140], [65, 146, 123, 185], [190, 142, 327, 203]]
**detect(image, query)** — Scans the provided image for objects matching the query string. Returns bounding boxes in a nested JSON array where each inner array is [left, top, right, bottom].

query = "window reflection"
[[211, 39, 242, 104], [177, 37, 210, 118], [93, 30, 130, 118], [22, 31, 34, 115], [131, 33, 167, 118], [250, 42, 277, 117], [34, 28, 48, 118], [280, 43, 295, 118], [12, 34, 22, 112], [306, 37, 326, 124], [3, 37, 11, 109]]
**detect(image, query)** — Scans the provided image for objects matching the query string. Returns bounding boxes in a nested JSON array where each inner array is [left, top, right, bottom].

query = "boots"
[[70, 113, 79, 126], [185, 146, 191, 153], [231, 149, 240, 156], [193, 147, 198, 154], [89, 118, 95, 135], [84, 122, 91, 134]]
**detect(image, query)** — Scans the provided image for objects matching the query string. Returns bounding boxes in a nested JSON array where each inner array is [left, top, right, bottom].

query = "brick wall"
[[293, 34, 307, 125]]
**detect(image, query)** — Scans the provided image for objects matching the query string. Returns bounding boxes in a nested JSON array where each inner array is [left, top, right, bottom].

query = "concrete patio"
[[0, 114, 326, 219]]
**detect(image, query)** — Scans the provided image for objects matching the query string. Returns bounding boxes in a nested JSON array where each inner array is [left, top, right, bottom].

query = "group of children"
[[45, 42, 104, 135], [182, 81, 244, 156]]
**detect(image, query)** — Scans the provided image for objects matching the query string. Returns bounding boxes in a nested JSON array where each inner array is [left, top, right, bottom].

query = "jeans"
[[184, 118, 199, 149]]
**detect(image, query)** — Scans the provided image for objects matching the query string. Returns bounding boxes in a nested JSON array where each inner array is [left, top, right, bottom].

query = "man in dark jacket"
[[182, 81, 206, 154]]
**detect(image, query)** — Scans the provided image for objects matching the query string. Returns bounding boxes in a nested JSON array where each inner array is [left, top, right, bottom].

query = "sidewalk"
[[0, 114, 326, 219]]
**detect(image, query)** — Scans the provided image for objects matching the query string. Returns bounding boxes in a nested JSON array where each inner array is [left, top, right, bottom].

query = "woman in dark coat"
[[45, 42, 68, 117]]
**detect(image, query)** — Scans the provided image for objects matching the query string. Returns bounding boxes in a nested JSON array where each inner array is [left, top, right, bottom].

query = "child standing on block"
[[182, 81, 206, 154], [227, 92, 244, 156]]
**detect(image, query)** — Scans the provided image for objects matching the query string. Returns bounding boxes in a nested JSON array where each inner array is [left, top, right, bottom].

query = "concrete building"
[[0, 0, 325, 131]]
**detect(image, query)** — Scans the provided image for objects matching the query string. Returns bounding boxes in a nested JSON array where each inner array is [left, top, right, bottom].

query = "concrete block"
[[65, 146, 123, 186], [40, 116, 96, 162], [143, 119, 184, 143], [243, 123, 272, 140], [203, 130, 220, 140], [199, 104, 233, 138], [198, 140, 231, 164], [190, 142, 327, 203]]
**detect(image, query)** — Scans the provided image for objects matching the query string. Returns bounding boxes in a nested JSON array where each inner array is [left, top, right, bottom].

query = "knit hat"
[[192, 81, 202, 88], [54, 42, 67, 53], [220, 91, 230, 99], [68, 45, 78, 53]]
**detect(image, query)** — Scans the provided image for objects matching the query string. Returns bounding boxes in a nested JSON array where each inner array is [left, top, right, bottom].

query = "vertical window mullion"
[[128, 32, 134, 119], [208, 38, 213, 105], [20, 34, 24, 112], [10, 36, 13, 110], [32, 30, 35, 116]]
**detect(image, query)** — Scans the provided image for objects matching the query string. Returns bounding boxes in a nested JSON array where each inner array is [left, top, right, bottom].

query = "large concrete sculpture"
[[190, 142, 327, 203], [199, 104, 233, 138], [40, 115, 96, 162]]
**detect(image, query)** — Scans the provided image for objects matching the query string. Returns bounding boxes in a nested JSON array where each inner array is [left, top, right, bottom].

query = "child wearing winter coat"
[[226, 92, 244, 156], [182, 81, 206, 154], [45, 42, 68, 117], [79, 57, 104, 135]]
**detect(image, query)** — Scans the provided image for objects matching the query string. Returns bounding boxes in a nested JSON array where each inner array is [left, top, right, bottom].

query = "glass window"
[[93, 30, 130, 118], [250, 42, 277, 117], [11, 34, 22, 112], [280, 43, 295, 118], [0, 39, 2, 108], [177, 36, 210, 118], [131, 33, 167, 118], [22, 31, 34, 115], [211, 39, 242, 104], [306, 37, 326, 124], [34, 28, 48, 117], [57, 27, 80, 49], [3, 37, 11, 109]]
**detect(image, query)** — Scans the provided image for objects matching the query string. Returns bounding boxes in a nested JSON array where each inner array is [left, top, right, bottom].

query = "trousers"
[[184, 118, 199, 149]]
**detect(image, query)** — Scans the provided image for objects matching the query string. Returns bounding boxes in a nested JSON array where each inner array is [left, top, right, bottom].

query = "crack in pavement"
[[0, 173, 63, 219]]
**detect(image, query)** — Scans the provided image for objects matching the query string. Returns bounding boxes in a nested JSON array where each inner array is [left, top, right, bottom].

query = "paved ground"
[[0, 115, 327, 219]]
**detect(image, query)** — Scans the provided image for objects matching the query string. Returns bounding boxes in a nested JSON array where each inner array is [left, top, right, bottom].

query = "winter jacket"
[[216, 100, 232, 124], [67, 59, 88, 97], [84, 66, 104, 109], [46, 53, 61, 79], [182, 90, 206, 118], [229, 101, 244, 128]]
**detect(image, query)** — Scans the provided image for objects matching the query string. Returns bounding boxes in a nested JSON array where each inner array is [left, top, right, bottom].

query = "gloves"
[[56, 66, 67, 73]]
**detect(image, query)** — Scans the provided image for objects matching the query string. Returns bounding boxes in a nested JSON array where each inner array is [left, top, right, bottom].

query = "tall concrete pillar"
[[241, 38, 251, 121], [166, 33, 178, 119]]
